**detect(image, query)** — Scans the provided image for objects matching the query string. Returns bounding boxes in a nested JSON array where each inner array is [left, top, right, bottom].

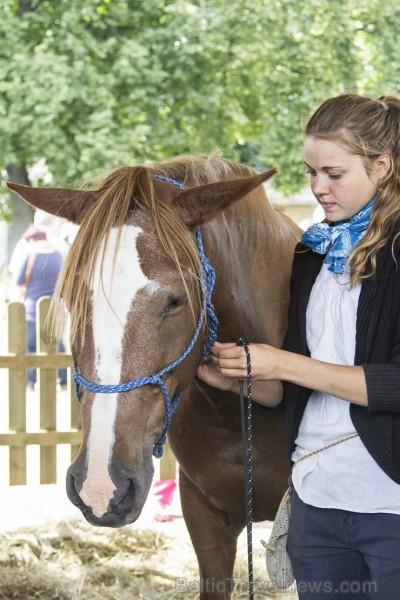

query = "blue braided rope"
[[196, 227, 218, 356], [73, 177, 218, 458], [73, 368, 180, 458], [153, 174, 185, 189]]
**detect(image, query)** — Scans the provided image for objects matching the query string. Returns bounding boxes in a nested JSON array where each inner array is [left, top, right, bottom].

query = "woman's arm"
[[198, 341, 368, 407]]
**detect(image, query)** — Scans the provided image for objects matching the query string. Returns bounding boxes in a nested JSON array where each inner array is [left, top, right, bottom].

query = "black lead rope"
[[236, 337, 254, 600]]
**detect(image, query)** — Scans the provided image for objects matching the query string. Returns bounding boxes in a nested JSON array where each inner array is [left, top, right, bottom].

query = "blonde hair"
[[305, 93, 400, 286]]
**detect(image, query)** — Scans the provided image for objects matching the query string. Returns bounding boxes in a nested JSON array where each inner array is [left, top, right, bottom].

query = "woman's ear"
[[376, 153, 392, 179]]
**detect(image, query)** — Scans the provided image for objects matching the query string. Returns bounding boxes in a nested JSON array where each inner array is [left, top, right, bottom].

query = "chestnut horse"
[[8, 154, 300, 599]]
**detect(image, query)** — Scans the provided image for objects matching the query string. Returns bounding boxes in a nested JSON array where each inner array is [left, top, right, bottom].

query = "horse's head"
[[8, 159, 276, 526]]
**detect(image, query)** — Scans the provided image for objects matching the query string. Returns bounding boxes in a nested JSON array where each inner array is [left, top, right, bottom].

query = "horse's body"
[[8, 155, 300, 599]]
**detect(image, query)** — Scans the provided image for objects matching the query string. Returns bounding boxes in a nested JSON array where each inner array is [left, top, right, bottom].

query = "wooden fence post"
[[7, 302, 27, 485], [37, 297, 57, 484], [160, 442, 176, 480]]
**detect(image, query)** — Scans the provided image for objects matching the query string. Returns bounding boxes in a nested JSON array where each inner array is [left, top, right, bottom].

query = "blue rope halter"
[[73, 175, 218, 458]]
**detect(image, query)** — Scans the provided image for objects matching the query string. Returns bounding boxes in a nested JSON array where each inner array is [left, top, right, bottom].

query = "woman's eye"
[[305, 169, 341, 180]]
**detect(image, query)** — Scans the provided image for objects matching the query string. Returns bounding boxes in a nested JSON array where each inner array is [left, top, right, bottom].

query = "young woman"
[[197, 93, 400, 599]]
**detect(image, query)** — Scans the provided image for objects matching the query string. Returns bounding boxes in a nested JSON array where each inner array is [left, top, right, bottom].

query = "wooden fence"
[[0, 297, 175, 486]]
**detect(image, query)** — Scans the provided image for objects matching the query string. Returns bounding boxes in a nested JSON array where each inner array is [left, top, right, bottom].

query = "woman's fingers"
[[210, 345, 247, 376], [210, 342, 279, 381], [211, 343, 244, 360], [212, 341, 240, 353], [211, 357, 245, 370], [212, 367, 248, 379], [197, 362, 236, 391]]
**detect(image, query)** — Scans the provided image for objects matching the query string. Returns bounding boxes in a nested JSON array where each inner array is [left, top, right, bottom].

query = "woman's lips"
[[319, 202, 336, 211]]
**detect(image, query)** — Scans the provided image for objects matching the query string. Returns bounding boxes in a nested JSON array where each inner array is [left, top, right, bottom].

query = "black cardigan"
[[283, 240, 400, 484]]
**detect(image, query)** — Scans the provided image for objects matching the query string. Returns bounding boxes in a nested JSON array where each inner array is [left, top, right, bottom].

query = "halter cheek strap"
[[73, 176, 218, 458]]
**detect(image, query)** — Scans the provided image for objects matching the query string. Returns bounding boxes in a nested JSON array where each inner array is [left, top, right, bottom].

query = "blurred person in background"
[[9, 210, 69, 391]]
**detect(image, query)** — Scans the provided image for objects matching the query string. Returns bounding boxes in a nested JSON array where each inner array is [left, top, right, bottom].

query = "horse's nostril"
[[112, 479, 136, 516], [66, 472, 77, 501], [66, 471, 85, 508]]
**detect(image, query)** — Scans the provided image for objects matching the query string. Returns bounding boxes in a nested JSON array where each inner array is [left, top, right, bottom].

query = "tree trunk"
[[6, 164, 33, 261]]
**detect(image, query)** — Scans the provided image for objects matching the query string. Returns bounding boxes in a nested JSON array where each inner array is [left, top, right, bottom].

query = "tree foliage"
[[1, 0, 400, 225]]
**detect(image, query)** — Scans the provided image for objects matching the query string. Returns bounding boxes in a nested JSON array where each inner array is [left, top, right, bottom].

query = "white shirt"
[[291, 264, 400, 513]]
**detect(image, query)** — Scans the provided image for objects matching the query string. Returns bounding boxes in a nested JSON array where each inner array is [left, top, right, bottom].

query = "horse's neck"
[[203, 198, 299, 347]]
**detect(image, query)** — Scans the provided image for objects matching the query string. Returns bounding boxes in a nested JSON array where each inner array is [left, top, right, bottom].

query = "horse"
[[8, 153, 300, 599]]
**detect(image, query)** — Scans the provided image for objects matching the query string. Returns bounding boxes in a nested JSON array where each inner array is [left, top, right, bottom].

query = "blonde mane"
[[53, 152, 256, 344]]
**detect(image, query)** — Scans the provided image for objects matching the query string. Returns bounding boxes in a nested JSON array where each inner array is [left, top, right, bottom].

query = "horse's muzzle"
[[66, 466, 152, 527]]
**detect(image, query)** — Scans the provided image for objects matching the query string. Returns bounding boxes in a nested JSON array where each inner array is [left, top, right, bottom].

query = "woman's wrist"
[[273, 350, 368, 406]]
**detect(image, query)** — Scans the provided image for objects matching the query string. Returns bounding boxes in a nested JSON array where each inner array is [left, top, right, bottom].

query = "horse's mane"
[[146, 151, 256, 186], [54, 151, 256, 344]]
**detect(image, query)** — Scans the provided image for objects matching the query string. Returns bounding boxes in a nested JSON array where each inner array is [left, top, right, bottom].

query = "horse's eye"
[[162, 294, 187, 316]]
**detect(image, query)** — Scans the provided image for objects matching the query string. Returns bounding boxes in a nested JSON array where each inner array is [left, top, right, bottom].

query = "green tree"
[[1, 0, 400, 253]]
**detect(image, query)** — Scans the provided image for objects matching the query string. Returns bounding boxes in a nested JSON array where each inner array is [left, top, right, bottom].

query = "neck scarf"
[[301, 198, 375, 275]]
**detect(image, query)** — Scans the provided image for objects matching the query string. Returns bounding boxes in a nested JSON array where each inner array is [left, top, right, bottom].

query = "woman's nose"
[[312, 174, 329, 196]]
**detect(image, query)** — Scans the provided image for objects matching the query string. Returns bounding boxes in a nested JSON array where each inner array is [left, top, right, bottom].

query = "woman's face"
[[304, 136, 388, 222]]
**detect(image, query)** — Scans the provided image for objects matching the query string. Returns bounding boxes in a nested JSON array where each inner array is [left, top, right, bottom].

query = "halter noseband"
[[73, 176, 218, 458]]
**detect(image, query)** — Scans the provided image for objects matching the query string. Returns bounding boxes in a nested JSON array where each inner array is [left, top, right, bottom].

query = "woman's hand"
[[209, 341, 281, 381], [196, 341, 284, 406], [197, 356, 237, 392]]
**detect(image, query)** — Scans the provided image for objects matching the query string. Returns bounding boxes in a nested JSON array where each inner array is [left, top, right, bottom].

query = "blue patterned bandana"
[[301, 198, 375, 275]]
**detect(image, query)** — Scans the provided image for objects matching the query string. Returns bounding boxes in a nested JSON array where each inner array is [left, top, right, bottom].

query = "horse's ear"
[[171, 168, 278, 227], [6, 182, 98, 224]]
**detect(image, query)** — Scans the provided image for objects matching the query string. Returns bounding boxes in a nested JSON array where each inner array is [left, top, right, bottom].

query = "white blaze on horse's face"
[[79, 225, 154, 518]]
